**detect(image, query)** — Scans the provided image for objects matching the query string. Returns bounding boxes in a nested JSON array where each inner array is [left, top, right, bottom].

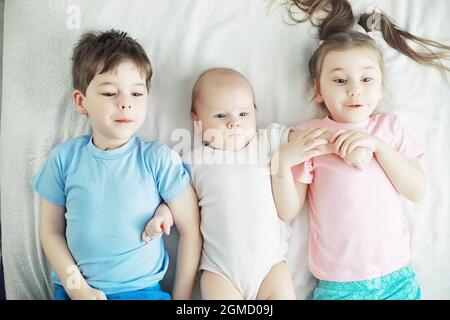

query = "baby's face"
[[76, 60, 148, 148], [192, 76, 256, 151]]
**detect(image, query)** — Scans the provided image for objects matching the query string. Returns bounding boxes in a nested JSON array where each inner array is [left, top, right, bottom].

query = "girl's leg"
[[256, 261, 296, 300], [200, 271, 243, 300]]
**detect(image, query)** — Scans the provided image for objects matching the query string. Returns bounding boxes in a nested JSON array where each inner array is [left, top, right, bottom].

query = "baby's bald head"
[[191, 68, 255, 114]]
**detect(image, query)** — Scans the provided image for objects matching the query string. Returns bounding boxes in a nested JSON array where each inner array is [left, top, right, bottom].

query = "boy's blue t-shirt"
[[32, 135, 190, 294]]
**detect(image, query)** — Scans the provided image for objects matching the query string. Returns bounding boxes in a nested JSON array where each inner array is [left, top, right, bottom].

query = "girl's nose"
[[120, 105, 131, 110], [347, 83, 362, 96]]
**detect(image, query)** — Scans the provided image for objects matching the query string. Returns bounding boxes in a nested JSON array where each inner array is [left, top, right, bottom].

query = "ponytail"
[[287, 0, 450, 76]]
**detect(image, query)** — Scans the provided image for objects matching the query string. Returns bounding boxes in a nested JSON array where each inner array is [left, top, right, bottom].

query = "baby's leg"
[[200, 271, 244, 300], [256, 261, 296, 300]]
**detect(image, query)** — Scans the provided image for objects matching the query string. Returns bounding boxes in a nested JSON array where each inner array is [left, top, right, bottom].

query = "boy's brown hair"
[[72, 29, 152, 95]]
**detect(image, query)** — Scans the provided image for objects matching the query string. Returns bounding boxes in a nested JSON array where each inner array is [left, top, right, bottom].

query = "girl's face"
[[316, 46, 383, 123]]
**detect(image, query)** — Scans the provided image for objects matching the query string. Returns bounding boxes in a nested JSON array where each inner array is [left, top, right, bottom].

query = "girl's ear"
[[314, 81, 323, 103], [191, 112, 202, 134], [73, 90, 88, 115]]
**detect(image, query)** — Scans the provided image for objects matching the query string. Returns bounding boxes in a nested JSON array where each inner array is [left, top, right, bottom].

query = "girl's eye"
[[362, 77, 373, 83], [334, 79, 347, 84], [102, 92, 116, 97], [239, 112, 248, 117], [215, 114, 226, 119], [132, 93, 143, 97]]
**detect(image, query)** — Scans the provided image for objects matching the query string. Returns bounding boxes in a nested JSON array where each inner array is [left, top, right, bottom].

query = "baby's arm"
[[271, 128, 328, 221], [166, 184, 202, 300], [39, 198, 106, 300], [141, 203, 173, 244]]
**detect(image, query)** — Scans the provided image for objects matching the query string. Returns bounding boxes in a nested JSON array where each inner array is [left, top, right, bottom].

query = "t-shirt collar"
[[86, 136, 136, 159]]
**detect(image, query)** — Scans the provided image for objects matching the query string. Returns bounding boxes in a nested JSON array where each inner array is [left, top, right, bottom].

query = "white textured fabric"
[[1, 0, 449, 299], [183, 124, 290, 299]]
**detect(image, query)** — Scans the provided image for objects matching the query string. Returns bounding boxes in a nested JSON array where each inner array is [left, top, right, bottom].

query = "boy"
[[32, 30, 201, 300]]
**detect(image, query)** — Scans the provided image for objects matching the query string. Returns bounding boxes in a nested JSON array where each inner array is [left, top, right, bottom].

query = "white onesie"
[[183, 123, 291, 299]]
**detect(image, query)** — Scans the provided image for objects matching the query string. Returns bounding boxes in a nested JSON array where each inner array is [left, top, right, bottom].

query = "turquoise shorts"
[[313, 265, 421, 300]]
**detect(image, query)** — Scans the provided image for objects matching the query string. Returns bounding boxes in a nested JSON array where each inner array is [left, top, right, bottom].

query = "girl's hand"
[[343, 147, 373, 170], [278, 128, 330, 168], [142, 204, 173, 244], [331, 129, 379, 158]]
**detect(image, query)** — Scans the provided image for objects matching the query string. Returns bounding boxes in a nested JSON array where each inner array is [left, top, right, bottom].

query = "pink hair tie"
[[319, 39, 325, 45]]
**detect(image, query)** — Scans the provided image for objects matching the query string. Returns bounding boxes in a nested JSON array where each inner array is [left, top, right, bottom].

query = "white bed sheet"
[[1, 0, 449, 299]]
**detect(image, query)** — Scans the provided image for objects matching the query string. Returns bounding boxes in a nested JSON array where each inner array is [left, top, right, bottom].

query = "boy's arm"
[[166, 184, 202, 300], [39, 198, 106, 300]]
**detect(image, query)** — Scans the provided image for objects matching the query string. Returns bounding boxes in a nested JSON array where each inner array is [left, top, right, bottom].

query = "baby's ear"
[[73, 90, 88, 115], [314, 81, 323, 103], [191, 112, 202, 134]]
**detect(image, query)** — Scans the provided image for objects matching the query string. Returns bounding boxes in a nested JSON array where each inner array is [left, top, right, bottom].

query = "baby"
[[177, 67, 330, 300]]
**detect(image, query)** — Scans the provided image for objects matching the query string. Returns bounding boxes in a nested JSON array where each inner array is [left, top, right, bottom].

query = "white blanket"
[[1, 0, 449, 299]]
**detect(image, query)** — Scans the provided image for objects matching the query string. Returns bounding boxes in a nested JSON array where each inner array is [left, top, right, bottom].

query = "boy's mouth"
[[114, 118, 133, 124]]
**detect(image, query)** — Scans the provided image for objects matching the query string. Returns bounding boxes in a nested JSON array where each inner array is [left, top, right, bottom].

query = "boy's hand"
[[70, 285, 107, 300], [141, 203, 174, 244]]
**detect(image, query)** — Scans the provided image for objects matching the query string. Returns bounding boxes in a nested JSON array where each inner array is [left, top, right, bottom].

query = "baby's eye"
[[239, 112, 248, 117], [102, 92, 116, 97], [215, 114, 226, 119], [362, 77, 373, 83], [333, 79, 347, 84]]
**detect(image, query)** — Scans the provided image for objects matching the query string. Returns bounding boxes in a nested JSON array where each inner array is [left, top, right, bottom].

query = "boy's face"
[[192, 74, 256, 151], [74, 60, 148, 149], [316, 47, 383, 123]]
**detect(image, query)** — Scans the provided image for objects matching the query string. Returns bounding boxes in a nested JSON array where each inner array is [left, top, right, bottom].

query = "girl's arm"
[[271, 160, 308, 221], [332, 130, 426, 202], [166, 184, 202, 300], [39, 198, 106, 300], [271, 128, 330, 221], [374, 138, 426, 202]]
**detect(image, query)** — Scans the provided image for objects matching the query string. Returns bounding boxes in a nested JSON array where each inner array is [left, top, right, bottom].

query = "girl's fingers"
[[330, 129, 347, 142], [304, 138, 328, 151], [340, 134, 361, 157], [334, 131, 354, 154], [304, 128, 328, 140]]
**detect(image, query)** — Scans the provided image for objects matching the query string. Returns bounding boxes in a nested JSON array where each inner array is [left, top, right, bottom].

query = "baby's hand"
[[141, 203, 174, 244], [343, 147, 373, 170]]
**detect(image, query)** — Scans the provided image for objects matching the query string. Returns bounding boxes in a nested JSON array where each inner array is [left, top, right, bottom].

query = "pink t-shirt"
[[292, 113, 425, 282]]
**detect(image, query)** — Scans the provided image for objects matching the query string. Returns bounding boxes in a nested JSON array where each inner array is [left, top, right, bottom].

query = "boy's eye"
[[102, 92, 116, 97], [334, 79, 347, 84], [362, 77, 373, 83], [239, 112, 248, 117], [215, 114, 226, 119]]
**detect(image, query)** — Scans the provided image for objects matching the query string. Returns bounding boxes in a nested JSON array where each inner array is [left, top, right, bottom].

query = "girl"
[[272, 0, 449, 300]]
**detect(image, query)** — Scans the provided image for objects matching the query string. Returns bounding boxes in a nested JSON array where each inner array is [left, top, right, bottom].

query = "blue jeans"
[[54, 283, 171, 300]]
